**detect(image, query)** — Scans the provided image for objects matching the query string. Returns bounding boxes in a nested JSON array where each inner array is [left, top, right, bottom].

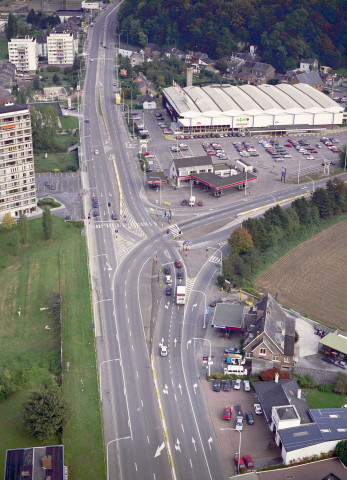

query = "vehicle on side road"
[[224, 347, 241, 354], [165, 286, 172, 296], [234, 455, 245, 471], [175, 260, 182, 268], [210, 298, 222, 307], [177, 270, 184, 280], [165, 275, 172, 284]]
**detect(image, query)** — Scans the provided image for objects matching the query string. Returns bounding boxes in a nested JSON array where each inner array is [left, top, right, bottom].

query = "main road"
[[79, 3, 346, 480]]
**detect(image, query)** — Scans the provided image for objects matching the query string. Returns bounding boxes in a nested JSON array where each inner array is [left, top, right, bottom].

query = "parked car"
[[223, 406, 232, 420], [171, 146, 180, 152], [245, 412, 254, 425], [210, 298, 222, 307], [181, 199, 188, 206], [243, 455, 254, 469], [254, 403, 262, 415], [197, 200, 203, 206], [234, 379, 242, 390], [234, 455, 245, 471], [213, 378, 221, 392], [244, 380, 251, 392], [224, 379, 232, 391], [94, 149, 99, 154], [224, 347, 241, 354], [144, 152, 155, 158], [322, 356, 334, 364]]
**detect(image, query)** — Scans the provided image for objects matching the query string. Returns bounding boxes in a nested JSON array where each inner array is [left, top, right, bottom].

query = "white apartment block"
[[47, 32, 75, 65], [0, 104, 37, 220], [8, 37, 38, 73]]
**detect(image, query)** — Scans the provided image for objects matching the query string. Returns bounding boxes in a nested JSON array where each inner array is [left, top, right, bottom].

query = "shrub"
[[334, 372, 347, 394], [260, 368, 290, 381], [47, 65, 60, 72], [64, 66, 73, 74], [37, 197, 61, 208], [293, 373, 317, 388], [70, 220, 84, 228], [318, 383, 334, 393], [335, 440, 347, 464]]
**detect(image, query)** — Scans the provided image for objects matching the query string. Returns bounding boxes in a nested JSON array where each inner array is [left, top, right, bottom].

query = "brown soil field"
[[255, 220, 347, 330]]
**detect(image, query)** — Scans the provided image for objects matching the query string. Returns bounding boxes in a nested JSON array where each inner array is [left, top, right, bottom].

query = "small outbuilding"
[[319, 332, 347, 359], [211, 303, 244, 331]]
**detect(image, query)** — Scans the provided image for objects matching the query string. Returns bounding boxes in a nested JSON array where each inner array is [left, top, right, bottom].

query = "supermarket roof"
[[319, 332, 347, 355], [163, 84, 343, 117]]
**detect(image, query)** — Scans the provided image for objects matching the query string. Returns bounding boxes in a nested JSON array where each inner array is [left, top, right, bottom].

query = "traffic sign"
[[203, 356, 208, 362], [205, 307, 210, 315]]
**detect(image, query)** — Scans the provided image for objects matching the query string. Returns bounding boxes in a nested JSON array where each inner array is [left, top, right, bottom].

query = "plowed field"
[[255, 220, 347, 329]]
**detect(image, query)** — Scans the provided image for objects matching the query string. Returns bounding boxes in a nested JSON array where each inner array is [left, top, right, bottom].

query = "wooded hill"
[[117, 0, 347, 72]]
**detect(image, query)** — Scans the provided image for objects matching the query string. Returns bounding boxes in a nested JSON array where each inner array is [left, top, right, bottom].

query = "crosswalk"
[[209, 255, 222, 264], [167, 223, 181, 237], [113, 234, 138, 267], [185, 276, 195, 300], [117, 204, 148, 239]]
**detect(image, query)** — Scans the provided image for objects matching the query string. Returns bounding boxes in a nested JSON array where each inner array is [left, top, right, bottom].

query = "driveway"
[[201, 380, 281, 476]]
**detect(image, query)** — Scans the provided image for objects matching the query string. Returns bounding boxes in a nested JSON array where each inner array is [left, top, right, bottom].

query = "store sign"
[[235, 117, 250, 127]]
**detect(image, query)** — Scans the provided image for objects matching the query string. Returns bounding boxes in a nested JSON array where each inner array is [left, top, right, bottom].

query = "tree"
[[17, 21, 29, 36], [214, 58, 228, 74], [11, 230, 20, 256], [335, 440, 347, 464], [33, 77, 41, 91], [15, 89, 26, 104], [1, 213, 16, 230], [52, 74, 60, 84], [312, 187, 333, 218], [228, 227, 254, 255], [42, 207, 52, 240], [292, 197, 311, 224], [30, 106, 58, 151], [23, 387, 71, 441], [339, 145, 347, 170], [18, 214, 29, 244], [5, 13, 18, 40]]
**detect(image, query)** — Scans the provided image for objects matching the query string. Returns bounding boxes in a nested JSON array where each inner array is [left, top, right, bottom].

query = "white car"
[[254, 403, 262, 415], [244, 380, 250, 392], [307, 155, 315, 160], [171, 146, 180, 152], [160, 345, 168, 357], [165, 275, 172, 284], [144, 153, 155, 158], [234, 379, 242, 390], [94, 149, 99, 154]]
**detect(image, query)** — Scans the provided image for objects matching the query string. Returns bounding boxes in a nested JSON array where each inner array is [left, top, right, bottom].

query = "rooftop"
[[319, 332, 347, 355], [0, 103, 28, 114], [257, 457, 347, 480], [5, 445, 64, 480], [211, 303, 244, 329]]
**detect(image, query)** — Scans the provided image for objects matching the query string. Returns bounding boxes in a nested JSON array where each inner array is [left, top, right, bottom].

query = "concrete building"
[[162, 83, 344, 135], [36, 35, 48, 58], [47, 32, 75, 65], [0, 104, 37, 221], [8, 37, 38, 74], [300, 58, 318, 73]]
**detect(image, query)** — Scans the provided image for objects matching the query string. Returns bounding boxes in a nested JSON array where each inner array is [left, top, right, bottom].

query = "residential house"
[[320, 65, 331, 75], [252, 62, 275, 83], [226, 57, 244, 78], [47, 32, 75, 65], [256, 458, 347, 480], [300, 58, 318, 73], [144, 43, 162, 59], [81, 1, 101, 10], [320, 72, 333, 87], [133, 72, 146, 84], [293, 71, 323, 91], [130, 52, 144, 67], [0, 62, 16, 89], [8, 37, 38, 74], [281, 69, 300, 84], [235, 51, 261, 63], [165, 47, 185, 60], [118, 44, 138, 59], [243, 294, 296, 373], [138, 80, 157, 98], [4, 445, 64, 480], [0, 88, 11, 105], [136, 93, 156, 109]]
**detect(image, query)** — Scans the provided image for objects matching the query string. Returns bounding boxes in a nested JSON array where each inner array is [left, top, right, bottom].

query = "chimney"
[[275, 372, 279, 383], [297, 388, 301, 399]]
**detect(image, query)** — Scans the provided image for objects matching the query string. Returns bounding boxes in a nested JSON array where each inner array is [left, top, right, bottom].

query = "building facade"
[[0, 104, 37, 220], [47, 32, 75, 65], [8, 37, 38, 73]]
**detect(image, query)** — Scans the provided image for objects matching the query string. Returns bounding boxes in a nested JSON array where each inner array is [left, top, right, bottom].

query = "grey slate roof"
[[174, 156, 213, 169], [253, 379, 311, 424], [296, 71, 322, 86], [0, 103, 27, 114], [310, 408, 347, 442], [211, 303, 244, 328], [136, 94, 155, 104]]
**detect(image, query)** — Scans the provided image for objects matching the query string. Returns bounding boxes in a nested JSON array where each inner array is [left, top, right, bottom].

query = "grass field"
[[255, 220, 347, 329], [305, 389, 347, 409], [60, 116, 79, 130], [0, 218, 105, 479], [34, 151, 78, 172]]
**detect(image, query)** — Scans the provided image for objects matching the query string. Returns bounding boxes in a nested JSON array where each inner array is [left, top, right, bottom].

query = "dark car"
[[322, 356, 334, 364], [213, 378, 221, 392], [93, 210, 100, 217], [181, 199, 188, 206], [177, 271, 184, 280], [111, 213, 118, 220], [224, 347, 241, 355], [197, 200, 203, 206], [163, 266, 171, 275], [245, 412, 255, 425], [44, 181, 50, 187], [210, 298, 222, 307], [165, 286, 172, 296], [224, 379, 232, 391]]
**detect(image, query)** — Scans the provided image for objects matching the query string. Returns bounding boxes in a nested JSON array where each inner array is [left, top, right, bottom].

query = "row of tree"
[[117, 0, 347, 72], [225, 178, 347, 287], [5, 11, 61, 41]]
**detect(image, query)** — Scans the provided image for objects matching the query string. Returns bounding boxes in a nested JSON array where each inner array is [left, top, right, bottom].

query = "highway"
[[79, 4, 347, 480]]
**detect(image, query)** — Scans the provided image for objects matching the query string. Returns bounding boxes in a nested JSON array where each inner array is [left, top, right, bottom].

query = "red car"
[[332, 148, 340, 153], [243, 455, 254, 469], [180, 146, 189, 151], [234, 455, 245, 471], [175, 260, 182, 268], [284, 144, 292, 147], [92, 195, 98, 201], [223, 406, 232, 420], [311, 150, 318, 153]]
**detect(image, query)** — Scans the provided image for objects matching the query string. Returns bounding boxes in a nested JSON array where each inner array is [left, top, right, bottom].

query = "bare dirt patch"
[[255, 220, 347, 330]]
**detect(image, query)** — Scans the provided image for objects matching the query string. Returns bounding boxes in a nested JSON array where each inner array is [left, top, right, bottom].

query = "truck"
[[224, 364, 248, 376], [189, 196, 195, 206], [176, 285, 186, 305]]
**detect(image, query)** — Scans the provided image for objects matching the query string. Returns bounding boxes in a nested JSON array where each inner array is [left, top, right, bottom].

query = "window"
[[245, 352, 253, 358], [273, 355, 279, 361], [283, 357, 290, 363], [259, 348, 266, 356]]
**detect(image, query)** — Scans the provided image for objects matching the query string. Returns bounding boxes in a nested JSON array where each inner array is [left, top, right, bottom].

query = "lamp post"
[[193, 337, 211, 375], [150, 176, 162, 206], [220, 428, 242, 472], [191, 290, 207, 328], [306, 175, 315, 194]]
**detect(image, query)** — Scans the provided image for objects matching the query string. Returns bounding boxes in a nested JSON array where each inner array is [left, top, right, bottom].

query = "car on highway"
[[234, 455, 245, 471], [224, 379, 232, 391], [94, 149, 99, 154], [254, 404, 262, 415], [165, 275, 172, 284], [210, 298, 222, 307], [163, 266, 171, 274], [160, 345, 168, 357], [223, 406, 232, 420], [224, 347, 240, 354], [244, 380, 251, 392], [177, 271, 184, 280], [243, 455, 254, 469], [234, 379, 241, 390], [245, 411, 254, 425], [212, 378, 221, 392], [175, 260, 182, 268], [165, 286, 172, 296]]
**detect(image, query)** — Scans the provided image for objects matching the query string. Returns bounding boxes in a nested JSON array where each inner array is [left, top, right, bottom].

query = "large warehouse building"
[[162, 83, 345, 135]]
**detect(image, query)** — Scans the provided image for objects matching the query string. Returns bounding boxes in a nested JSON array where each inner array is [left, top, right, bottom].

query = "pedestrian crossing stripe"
[[168, 224, 180, 236], [209, 255, 221, 264]]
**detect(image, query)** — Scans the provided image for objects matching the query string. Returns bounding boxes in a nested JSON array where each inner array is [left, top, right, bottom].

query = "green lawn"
[[60, 116, 79, 130], [0, 218, 105, 479], [55, 131, 80, 150], [0, 37, 8, 60], [305, 389, 347, 409], [34, 151, 79, 172]]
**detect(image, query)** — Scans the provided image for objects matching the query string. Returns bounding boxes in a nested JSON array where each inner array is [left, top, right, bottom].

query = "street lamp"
[[193, 337, 211, 375], [150, 176, 162, 206], [306, 175, 315, 193], [191, 290, 207, 328], [220, 428, 242, 472]]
